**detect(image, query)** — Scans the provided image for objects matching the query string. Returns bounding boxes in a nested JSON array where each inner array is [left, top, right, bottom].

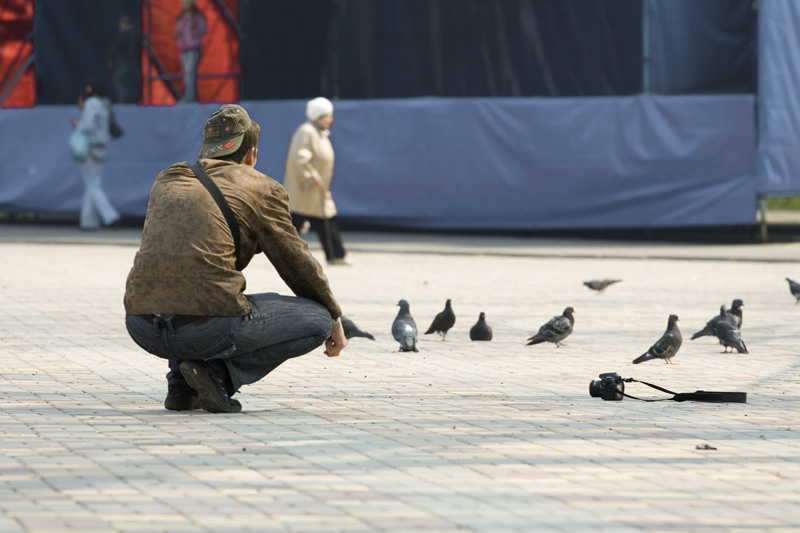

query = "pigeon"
[[424, 299, 456, 340], [469, 312, 493, 341], [583, 279, 622, 293], [340, 316, 375, 340], [787, 278, 800, 303], [633, 314, 682, 364], [526, 307, 575, 347], [713, 311, 748, 353], [691, 305, 730, 340], [691, 300, 742, 340], [392, 299, 418, 352], [727, 299, 744, 329]]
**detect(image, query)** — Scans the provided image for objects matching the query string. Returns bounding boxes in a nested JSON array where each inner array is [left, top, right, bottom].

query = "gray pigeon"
[[392, 299, 418, 352], [583, 279, 622, 293], [692, 305, 731, 340], [424, 299, 456, 340], [714, 312, 748, 353], [787, 278, 800, 303], [527, 307, 575, 347], [727, 299, 744, 329], [633, 314, 682, 364], [469, 312, 493, 341], [691, 299, 742, 340], [341, 316, 375, 340]]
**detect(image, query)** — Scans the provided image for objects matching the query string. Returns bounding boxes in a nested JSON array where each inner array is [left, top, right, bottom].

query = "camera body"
[[589, 372, 625, 401]]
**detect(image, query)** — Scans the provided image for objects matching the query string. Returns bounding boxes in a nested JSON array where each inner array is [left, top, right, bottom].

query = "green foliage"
[[767, 197, 800, 210]]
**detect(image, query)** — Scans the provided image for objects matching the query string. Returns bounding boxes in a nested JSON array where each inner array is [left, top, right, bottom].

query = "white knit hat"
[[306, 97, 334, 121]]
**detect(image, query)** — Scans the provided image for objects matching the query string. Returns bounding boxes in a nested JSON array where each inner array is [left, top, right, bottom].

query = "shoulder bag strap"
[[189, 162, 243, 271]]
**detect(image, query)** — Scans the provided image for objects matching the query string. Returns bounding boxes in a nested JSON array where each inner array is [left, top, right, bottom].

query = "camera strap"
[[622, 378, 747, 403], [190, 162, 243, 271]]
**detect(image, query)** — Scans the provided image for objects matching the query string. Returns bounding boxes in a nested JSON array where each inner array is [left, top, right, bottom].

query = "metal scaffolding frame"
[[0, 32, 34, 107]]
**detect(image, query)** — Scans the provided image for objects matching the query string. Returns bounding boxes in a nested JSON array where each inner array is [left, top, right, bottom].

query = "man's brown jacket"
[[124, 159, 341, 318]]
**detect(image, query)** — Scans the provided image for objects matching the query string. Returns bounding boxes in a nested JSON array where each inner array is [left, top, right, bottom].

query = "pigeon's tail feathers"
[[726, 340, 748, 354], [737, 340, 748, 354], [632, 352, 655, 364], [691, 328, 712, 340], [424, 325, 436, 335], [342, 316, 376, 340], [398, 324, 417, 352], [400, 331, 417, 352], [526, 334, 545, 346], [353, 330, 375, 340], [727, 333, 748, 354]]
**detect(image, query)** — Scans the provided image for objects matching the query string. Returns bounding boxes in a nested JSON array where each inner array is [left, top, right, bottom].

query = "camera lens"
[[589, 379, 603, 398]]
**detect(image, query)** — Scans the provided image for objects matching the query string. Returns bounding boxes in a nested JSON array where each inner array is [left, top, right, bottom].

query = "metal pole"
[[0, 48, 34, 106], [642, 0, 651, 93], [754, 0, 764, 243], [758, 195, 768, 243]]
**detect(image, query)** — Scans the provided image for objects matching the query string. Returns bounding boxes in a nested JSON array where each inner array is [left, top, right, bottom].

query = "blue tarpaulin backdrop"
[[6, 0, 798, 231], [0, 95, 756, 229], [757, 0, 800, 196]]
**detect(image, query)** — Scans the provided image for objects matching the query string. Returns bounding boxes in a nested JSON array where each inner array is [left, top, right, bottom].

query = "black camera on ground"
[[589, 372, 625, 401], [589, 373, 747, 403]]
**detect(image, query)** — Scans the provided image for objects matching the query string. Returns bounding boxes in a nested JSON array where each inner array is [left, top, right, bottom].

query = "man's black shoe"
[[179, 360, 242, 413], [164, 383, 201, 411]]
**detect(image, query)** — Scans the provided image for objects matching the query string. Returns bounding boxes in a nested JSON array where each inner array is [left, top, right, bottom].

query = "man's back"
[[125, 159, 269, 316]]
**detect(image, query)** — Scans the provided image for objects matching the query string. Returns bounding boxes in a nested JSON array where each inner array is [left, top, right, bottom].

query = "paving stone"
[[0, 229, 798, 532]]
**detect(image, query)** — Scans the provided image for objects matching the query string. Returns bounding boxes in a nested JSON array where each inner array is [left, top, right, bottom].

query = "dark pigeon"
[[392, 299, 418, 352], [727, 299, 744, 329], [691, 305, 730, 340], [633, 314, 682, 364], [424, 299, 456, 340], [787, 278, 800, 304], [714, 312, 748, 353], [341, 316, 375, 340], [583, 279, 622, 293], [691, 300, 742, 340], [526, 307, 575, 347], [469, 312, 493, 341]]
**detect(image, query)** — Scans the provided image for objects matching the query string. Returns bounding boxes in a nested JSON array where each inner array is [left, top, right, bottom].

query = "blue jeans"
[[125, 293, 335, 392], [180, 49, 200, 102]]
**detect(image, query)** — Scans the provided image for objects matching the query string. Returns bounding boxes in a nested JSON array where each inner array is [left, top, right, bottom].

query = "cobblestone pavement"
[[0, 226, 798, 532]]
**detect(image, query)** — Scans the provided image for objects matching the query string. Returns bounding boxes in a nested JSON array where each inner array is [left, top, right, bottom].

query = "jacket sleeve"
[[289, 127, 324, 189], [256, 182, 342, 319]]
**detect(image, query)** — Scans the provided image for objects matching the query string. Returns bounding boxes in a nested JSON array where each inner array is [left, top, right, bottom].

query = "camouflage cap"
[[201, 104, 252, 159]]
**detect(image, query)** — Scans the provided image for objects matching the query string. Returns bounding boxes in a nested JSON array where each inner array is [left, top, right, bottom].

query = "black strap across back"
[[189, 162, 243, 271]]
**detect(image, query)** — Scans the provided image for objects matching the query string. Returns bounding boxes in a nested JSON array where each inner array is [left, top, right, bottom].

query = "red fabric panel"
[[197, 0, 239, 103], [141, 0, 239, 105], [0, 0, 35, 108]]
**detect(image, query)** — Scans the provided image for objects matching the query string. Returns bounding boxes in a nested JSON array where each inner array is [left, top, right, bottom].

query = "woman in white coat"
[[71, 79, 120, 230], [282, 97, 347, 264]]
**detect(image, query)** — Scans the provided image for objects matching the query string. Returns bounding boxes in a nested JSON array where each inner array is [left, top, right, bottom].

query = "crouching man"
[[124, 104, 346, 413]]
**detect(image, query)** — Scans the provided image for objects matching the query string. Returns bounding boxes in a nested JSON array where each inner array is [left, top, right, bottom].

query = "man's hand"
[[324, 319, 347, 357]]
